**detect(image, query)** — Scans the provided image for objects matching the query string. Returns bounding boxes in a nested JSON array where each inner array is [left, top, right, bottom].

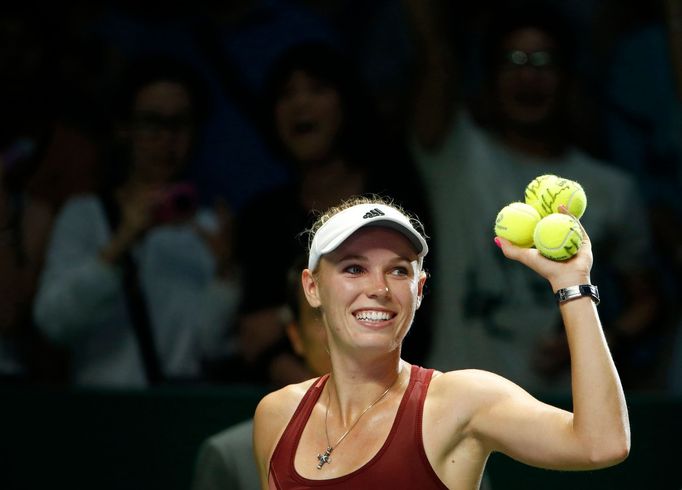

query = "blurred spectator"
[[87, 1, 342, 211], [292, 0, 416, 133], [406, 0, 662, 392], [229, 42, 434, 385], [32, 57, 239, 387], [85, 1, 421, 209], [191, 255, 330, 490], [0, 139, 62, 383]]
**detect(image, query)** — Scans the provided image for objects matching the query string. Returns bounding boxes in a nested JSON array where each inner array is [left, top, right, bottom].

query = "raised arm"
[[403, 0, 460, 149], [472, 218, 630, 469]]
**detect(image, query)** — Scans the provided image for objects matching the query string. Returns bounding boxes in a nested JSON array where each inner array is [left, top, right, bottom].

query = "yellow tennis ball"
[[494, 202, 541, 247], [533, 176, 588, 218], [533, 213, 583, 260], [524, 174, 557, 216]]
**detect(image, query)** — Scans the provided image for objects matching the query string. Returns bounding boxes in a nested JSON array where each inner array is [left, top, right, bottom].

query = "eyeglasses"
[[502, 50, 555, 69], [131, 112, 195, 134]]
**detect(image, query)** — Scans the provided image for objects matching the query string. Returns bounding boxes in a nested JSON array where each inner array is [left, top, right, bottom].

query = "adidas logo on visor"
[[363, 208, 385, 219]]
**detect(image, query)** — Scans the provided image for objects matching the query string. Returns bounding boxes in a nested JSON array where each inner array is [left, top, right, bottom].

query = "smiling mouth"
[[292, 121, 318, 134], [514, 91, 549, 107], [354, 310, 395, 322]]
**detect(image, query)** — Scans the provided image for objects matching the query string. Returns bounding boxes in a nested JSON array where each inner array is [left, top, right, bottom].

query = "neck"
[[498, 122, 565, 158], [326, 356, 405, 426]]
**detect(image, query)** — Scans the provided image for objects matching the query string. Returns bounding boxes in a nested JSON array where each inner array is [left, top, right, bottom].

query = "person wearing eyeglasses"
[[32, 57, 239, 387], [405, 0, 662, 392]]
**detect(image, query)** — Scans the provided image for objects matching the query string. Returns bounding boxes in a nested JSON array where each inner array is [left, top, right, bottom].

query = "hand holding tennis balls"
[[494, 174, 588, 261], [497, 208, 593, 285]]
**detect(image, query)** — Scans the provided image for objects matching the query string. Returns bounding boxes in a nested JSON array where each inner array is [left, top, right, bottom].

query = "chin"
[[294, 149, 331, 165], [351, 331, 404, 353], [509, 107, 552, 124]]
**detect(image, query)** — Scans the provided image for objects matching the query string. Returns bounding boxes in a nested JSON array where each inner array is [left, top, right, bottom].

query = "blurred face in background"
[[495, 27, 562, 130], [287, 285, 330, 376], [274, 69, 344, 166], [129, 80, 194, 184]]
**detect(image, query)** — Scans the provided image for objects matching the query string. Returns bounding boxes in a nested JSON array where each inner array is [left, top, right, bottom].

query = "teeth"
[[293, 121, 316, 133], [355, 310, 392, 322]]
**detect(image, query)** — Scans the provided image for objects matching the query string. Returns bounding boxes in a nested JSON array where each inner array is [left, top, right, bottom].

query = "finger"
[[495, 236, 533, 262], [557, 204, 591, 248], [213, 197, 233, 227]]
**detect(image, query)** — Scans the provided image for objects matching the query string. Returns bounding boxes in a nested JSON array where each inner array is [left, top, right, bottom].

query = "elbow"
[[602, 441, 630, 467], [587, 435, 630, 468]]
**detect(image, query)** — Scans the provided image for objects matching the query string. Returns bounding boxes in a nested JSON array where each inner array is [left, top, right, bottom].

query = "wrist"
[[100, 230, 137, 264], [550, 274, 591, 293], [554, 284, 600, 306]]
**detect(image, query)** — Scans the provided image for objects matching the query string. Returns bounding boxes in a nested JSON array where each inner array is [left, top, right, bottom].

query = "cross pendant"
[[317, 447, 333, 469]]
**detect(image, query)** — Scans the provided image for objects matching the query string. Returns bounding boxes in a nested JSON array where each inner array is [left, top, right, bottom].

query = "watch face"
[[583, 285, 600, 305]]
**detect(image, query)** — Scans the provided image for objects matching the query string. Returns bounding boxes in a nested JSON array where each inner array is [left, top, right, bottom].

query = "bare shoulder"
[[255, 378, 318, 431], [427, 369, 528, 414], [423, 369, 533, 456], [253, 378, 320, 462], [431, 369, 507, 388], [431, 368, 523, 391]]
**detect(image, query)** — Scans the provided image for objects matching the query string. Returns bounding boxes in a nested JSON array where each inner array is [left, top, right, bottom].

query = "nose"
[[367, 272, 390, 299], [512, 65, 541, 83]]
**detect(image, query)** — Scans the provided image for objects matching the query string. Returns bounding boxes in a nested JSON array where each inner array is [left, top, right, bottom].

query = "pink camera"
[[153, 182, 198, 223]]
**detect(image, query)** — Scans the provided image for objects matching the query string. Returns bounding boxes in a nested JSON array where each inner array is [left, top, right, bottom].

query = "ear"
[[416, 270, 427, 309], [301, 268, 322, 308]]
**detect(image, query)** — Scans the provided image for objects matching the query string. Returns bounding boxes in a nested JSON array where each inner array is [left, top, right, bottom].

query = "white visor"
[[307, 203, 428, 270]]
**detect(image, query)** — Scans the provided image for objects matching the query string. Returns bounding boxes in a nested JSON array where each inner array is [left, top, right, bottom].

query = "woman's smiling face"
[[303, 227, 425, 356], [274, 69, 344, 165]]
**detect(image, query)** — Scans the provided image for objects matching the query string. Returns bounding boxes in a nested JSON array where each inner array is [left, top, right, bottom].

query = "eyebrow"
[[333, 254, 415, 265], [333, 254, 366, 264]]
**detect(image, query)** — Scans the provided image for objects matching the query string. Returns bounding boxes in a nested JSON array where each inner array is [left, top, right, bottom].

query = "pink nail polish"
[[494, 237, 502, 248]]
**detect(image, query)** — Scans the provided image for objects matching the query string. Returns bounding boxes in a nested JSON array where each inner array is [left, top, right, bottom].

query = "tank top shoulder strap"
[[413, 364, 435, 386], [375, 365, 447, 489], [394, 364, 435, 421]]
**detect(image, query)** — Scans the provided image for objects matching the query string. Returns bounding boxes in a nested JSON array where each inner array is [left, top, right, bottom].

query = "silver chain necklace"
[[316, 373, 400, 470]]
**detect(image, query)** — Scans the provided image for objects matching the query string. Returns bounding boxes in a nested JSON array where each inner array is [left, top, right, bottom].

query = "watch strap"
[[554, 284, 600, 306]]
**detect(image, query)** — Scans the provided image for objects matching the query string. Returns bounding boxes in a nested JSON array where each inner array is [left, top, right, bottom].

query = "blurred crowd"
[[1, 0, 681, 395]]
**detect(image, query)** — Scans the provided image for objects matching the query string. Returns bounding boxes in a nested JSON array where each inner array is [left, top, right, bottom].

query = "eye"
[[390, 266, 409, 277], [344, 264, 364, 275]]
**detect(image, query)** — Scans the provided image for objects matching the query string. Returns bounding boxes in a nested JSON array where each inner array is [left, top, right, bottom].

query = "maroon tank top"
[[268, 365, 449, 489]]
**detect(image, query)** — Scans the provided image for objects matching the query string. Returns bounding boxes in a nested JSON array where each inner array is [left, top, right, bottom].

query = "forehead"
[[134, 81, 192, 112], [501, 27, 557, 52], [281, 69, 340, 93], [326, 226, 419, 261]]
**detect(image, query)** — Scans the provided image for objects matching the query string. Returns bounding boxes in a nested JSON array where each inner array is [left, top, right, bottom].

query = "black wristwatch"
[[554, 284, 600, 306]]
